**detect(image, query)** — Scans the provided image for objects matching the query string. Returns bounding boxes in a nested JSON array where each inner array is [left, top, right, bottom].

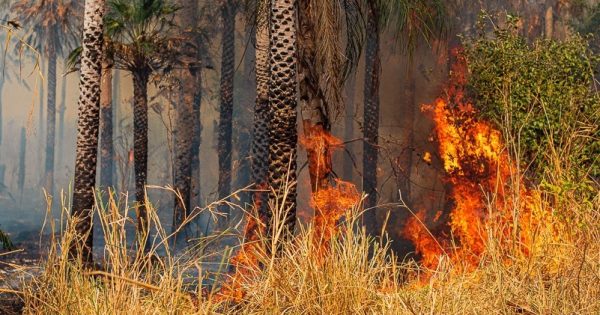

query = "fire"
[[216, 188, 267, 302], [217, 127, 359, 300], [300, 123, 343, 191], [301, 124, 359, 255], [403, 48, 551, 270], [311, 179, 359, 254]]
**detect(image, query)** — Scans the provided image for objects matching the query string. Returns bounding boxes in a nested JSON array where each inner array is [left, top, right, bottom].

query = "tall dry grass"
[[9, 179, 598, 314], [9, 107, 600, 314]]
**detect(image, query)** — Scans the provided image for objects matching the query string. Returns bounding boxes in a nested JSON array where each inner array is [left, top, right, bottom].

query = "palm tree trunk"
[[268, 0, 299, 234], [132, 69, 150, 242], [70, 0, 107, 265], [100, 58, 113, 189], [45, 46, 57, 195], [217, 0, 236, 224], [362, 4, 380, 231], [343, 75, 356, 182], [298, 0, 331, 192], [172, 0, 202, 245], [250, 6, 270, 219]]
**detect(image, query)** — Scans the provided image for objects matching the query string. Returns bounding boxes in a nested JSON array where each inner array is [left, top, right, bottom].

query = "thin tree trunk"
[[217, 0, 236, 225], [397, 61, 415, 204], [112, 69, 121, 192], [343, 75, 356, 182], [545, 5, 554, 39], [362, 3, 380, 231], [191, 72, 202, 208], [70, 0, 106, 265], [0, 79, 4, 147], [18, 127, 26, 203], [57, 72, 67, 171], [268, 0, 299, 235], [132, 69, 150, 244], [250, 4, 270, 219], [38, 59, 44, 161], [45, 47, 57, 195], [298, 0, 331, 192], [100, 58, 113, 189]]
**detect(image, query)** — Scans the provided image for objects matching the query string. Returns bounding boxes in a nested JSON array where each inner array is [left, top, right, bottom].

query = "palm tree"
[[361, 0, 445, 230], [69, 0, 107, 265], [267, 0, 299, 234], [246, 0, 270, 235], [217, 0, 237, 225], [361, 2, 381, 230], [297, 0, 346, 192], [105, 0, 180, 241], [99, 42, 114, 189], [172, 0, 202, 246], [12, 0, 81, 195], [100, 51, 114, 189]]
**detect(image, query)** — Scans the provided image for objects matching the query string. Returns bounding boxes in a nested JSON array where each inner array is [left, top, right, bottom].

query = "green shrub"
[[463, 18, 600, 190]]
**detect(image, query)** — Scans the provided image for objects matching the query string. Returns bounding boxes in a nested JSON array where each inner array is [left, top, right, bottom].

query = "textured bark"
[[70, 0, 106, 265], [44, 46, 57, 195], [217, 0, 236, 222], [250, 7, 270, 219], [298, 0, 331, 192], [268, 0, 299, 233], [99, 58, 113, 189], [133, 69, 150, 241], [362, 4, 380, 231], [343, 75, 356, 182], [172, 0, 202, 245]]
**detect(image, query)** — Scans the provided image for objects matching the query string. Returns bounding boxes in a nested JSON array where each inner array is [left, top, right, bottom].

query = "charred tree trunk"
[[191, 72, 202, 209], [362, 3, 381, 231], [343, 75, 356, 182], [132, 69, 150, 245], [397, 62, 415, 204], [250, 4, 270, 219], [45, 45, 57, 195], [268, 0, 299, 235], [172, 0, 202, 245], [298, 0, 331, 192], [70, 0, 106, 265], [100, 57, 114, 189], [217, 0, 236, 225]]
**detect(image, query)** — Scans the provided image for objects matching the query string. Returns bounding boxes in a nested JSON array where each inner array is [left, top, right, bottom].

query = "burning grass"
[[0, 176, 594, 314], [3, 51, 600, 314]]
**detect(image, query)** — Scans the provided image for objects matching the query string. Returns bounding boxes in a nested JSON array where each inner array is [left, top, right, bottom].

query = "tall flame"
[[218, 127, 359, 301], [301, 124, 360, 256], [403, 49, 551, 270]]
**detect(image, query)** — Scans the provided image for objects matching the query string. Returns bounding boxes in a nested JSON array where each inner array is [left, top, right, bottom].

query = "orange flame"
[[404, 48, 548, 270], [218, 128, 359, 301], [301, 124, 359, 256]]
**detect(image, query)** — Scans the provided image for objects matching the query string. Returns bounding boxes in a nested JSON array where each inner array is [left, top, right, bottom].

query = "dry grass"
[[4, 179, 596, 314]]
